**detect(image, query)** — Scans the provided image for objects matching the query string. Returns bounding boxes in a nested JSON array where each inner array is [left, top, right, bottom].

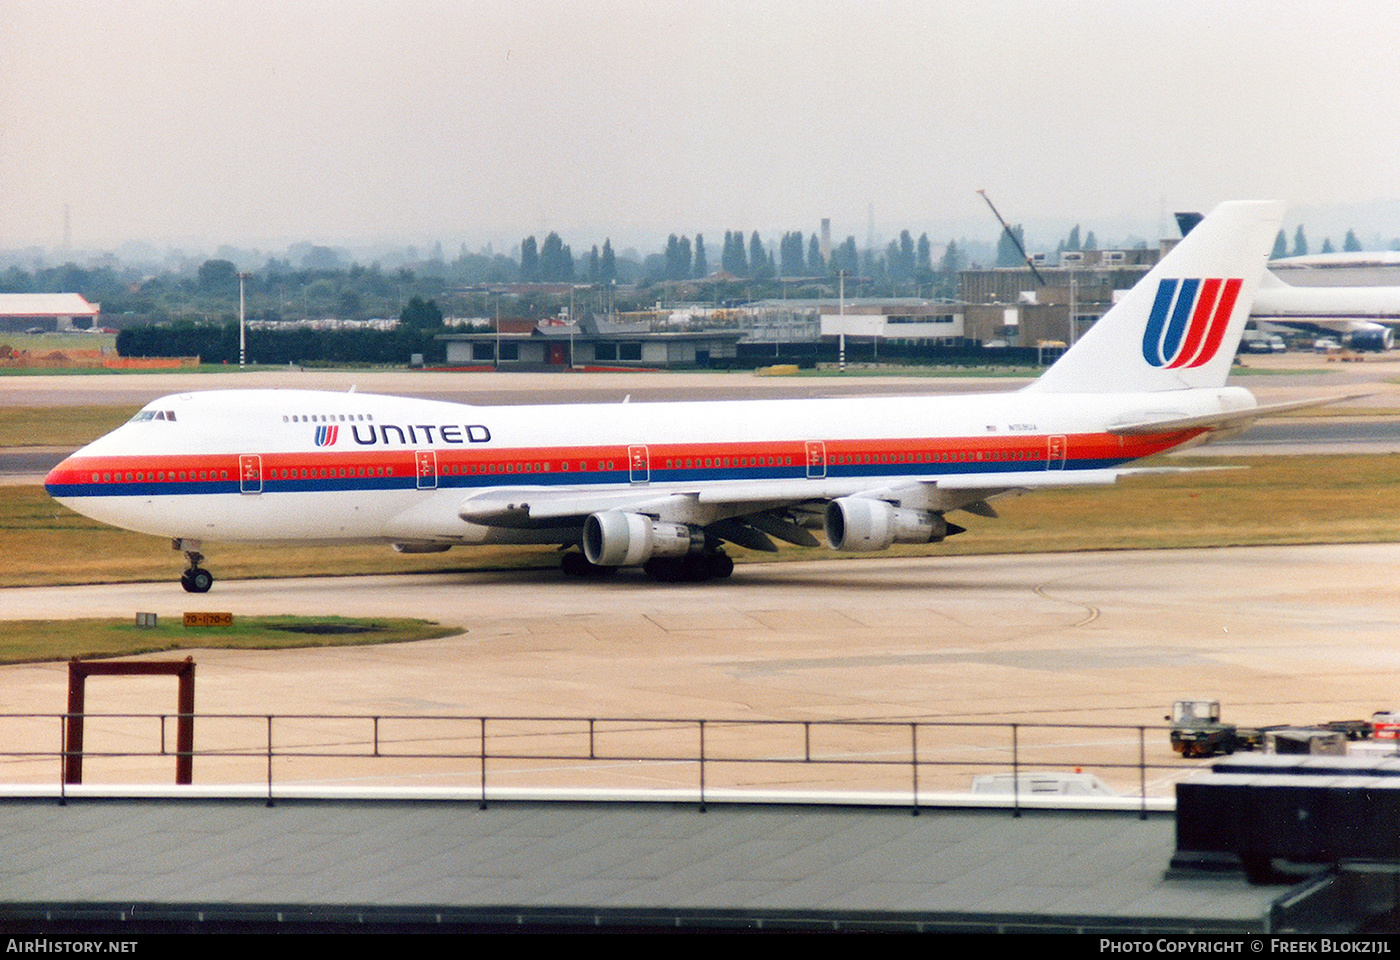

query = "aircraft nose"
[[44, 451, 82, 495]]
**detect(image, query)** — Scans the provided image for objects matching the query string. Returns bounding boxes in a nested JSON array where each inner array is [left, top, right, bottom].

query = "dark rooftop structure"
[[0, 788, 1351, 933], [437, 324, 742, 370]]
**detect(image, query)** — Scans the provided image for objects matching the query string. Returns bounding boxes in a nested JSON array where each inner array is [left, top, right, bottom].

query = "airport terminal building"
[[437, 320, 743, 369]]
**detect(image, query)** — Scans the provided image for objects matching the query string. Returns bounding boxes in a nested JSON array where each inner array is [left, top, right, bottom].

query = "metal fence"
[[0, 712, 1198, 814]]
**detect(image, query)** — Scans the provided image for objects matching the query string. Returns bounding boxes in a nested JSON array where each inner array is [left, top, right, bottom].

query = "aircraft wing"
[[1108, 394, 1369, 436], [460, 488, 713, 525], [456, 468, 1132, 547], [459, 482, 837, 527]]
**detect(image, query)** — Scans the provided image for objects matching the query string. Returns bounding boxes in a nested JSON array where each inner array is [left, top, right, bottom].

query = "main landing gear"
[[643, 552, 734, 583], [560, 551, 616, 579], [180, 550, 214, 593], [559, 550, 734, 583]]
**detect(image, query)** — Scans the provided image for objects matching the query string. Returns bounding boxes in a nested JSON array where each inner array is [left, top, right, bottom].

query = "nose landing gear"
[[178, 547, 213, 593]]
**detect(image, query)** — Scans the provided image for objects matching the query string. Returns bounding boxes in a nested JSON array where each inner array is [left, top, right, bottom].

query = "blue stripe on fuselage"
[[48, 455, 1140, 500]]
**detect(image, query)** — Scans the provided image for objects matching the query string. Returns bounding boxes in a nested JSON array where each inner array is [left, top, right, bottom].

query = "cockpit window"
[[128, 410, 177, 422]]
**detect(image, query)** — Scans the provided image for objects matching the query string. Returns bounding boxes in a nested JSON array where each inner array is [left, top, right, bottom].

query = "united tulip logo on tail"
[[314, 425, 338, 446], [1141, 277, 1243, 368]]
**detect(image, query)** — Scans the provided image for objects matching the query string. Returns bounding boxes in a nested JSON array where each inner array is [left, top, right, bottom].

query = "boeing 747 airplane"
[[47, 201, 1312, 592]]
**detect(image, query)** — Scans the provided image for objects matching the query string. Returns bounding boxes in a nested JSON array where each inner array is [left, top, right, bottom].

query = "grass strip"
[[0, 406, 141, 447], [0, 615, 460, 665], [4, 452, 1400, 586]]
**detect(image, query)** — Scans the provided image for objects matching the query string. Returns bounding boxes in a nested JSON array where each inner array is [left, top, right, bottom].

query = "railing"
[[0, 712, 1201, 816]]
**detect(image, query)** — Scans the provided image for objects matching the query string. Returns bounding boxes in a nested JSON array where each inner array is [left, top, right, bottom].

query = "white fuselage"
[[45, 385, 1252, 548]]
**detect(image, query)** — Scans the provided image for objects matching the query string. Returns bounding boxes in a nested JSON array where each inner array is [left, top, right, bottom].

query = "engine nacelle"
[[824, 498, 951, 552], [1349, 326, 1394, 352], [582, 511, 699, 567]]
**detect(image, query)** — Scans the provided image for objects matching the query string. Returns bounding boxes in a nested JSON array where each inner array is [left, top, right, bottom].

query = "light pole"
[[1068, 262, 1078, 347], [238, 272, 250, 368], [839, 270, 846, 373]]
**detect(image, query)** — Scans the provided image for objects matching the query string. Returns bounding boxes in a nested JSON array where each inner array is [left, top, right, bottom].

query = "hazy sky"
[[6, 0, 1400, 253]]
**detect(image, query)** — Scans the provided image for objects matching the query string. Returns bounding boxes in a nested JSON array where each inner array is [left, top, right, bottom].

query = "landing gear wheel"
[[179, 549, 213, 593], [681, 555, 711, 581], [705, 552, 734, 579], [644, 557, 687, 582], [561, 552, 616, 578], [643, 552, 733, 583]]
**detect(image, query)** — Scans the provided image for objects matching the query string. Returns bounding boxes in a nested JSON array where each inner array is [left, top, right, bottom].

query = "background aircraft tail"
[[1027, 200, 1284, 394]]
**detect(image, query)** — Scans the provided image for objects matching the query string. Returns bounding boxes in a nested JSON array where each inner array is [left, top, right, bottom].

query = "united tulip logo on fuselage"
[[1141, 277, 1243, 368], [314, 425, 339, 446]]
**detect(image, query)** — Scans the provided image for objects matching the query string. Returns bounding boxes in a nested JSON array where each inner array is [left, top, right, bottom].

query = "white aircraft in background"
[[48, 201, 1319, 592], [1177, 212, 1400, 350], [1251, 272, 1398, 350]]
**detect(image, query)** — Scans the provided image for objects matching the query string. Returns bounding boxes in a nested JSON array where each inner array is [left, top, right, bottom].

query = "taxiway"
[[1, 544, 1396, 733]]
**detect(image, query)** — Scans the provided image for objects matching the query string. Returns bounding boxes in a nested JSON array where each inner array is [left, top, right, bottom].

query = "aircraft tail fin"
[[1027, 200, 1284, 394]]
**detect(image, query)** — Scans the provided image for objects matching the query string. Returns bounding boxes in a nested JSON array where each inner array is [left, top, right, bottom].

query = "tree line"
[[44, 214, 1397, 337], [115, 296, 453, 365], [1271, 227, 1378, 258]]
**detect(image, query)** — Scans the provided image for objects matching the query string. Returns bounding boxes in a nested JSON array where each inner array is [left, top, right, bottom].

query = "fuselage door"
[[805, 440, 826, 479], [628, 444, 649, 484], [1047, 435, 1067, 471], [415, 449, 438, 490], [239, 454, 263, 494]]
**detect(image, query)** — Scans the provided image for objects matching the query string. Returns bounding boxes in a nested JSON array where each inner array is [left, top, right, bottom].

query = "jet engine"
[[823, 498, 955, 552], [1348, 325, 1394, 352], [582, 510, 701, 567]]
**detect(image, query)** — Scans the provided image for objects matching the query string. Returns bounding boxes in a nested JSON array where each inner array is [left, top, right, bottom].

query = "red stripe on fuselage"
[[50, 428, 1209, 491]]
